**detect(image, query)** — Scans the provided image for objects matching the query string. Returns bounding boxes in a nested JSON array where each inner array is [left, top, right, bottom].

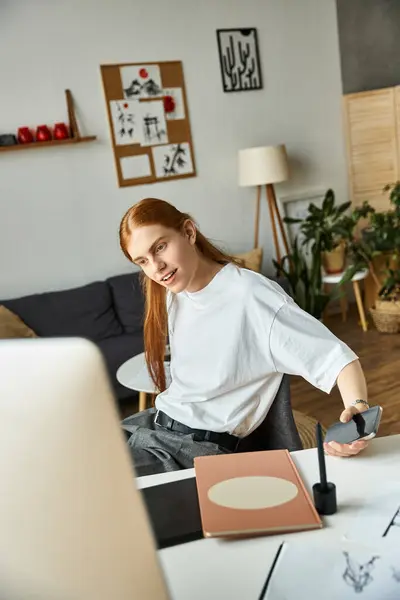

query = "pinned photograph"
[[120, 155, 152, 180], [139, 100, 168, 147], [163, 88, 185, 120], [121, 64, 163, 99], [152, 143, 194, 178], [110, 100, 142, 145]]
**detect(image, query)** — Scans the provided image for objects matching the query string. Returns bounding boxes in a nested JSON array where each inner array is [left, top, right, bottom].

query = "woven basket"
[[370, 307, 400, 334], [375, 299, 400, 313]]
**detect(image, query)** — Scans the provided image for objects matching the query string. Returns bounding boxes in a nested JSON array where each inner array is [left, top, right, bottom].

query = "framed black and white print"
[[216, 28, 263, 93]]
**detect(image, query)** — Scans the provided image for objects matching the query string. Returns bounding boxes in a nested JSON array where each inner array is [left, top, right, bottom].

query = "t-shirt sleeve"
[[268, 299, 358, 393]]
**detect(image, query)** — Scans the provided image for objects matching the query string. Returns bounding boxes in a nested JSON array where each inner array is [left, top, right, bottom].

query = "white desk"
[[137, 435, 400, 600]]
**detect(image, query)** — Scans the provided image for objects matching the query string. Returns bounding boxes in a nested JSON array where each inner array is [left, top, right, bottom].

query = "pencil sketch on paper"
[[342, 551, 380, 593], [391, 567, 400, 582], [121, 65, 163, 99], [110, 100, 142, 145], [152, 143, 194, 178], [139, 101, 168, 147]]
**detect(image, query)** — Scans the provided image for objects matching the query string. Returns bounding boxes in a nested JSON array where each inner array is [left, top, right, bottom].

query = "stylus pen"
[[257, 542, 284, 599], [316, 422, 328, 492]]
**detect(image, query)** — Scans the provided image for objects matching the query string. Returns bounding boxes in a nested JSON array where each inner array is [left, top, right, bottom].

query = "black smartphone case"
[[324, 406, 381, 444]]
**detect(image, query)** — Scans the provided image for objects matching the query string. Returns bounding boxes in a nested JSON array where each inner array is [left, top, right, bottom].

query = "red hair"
[[119, 198, 242, 393]]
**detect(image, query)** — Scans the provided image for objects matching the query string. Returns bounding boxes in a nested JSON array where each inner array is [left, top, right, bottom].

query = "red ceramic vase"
[[17, 127, 34, 144], [53, 122, 70, 140], [36, 125, 52, 142]]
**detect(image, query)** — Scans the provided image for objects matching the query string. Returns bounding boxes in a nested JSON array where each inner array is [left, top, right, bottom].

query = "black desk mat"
[[141, 476, 204, 549]]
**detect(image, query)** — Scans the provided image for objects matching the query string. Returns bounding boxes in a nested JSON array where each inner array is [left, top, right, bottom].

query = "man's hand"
[[323, 404, 369, 458]]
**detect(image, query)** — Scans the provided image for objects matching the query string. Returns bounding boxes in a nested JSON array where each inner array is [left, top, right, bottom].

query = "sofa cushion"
[[0, 305, 38, 339], [97, 333, 144, 400], [107, 272, 145, 334], [2, 281, 123, 341], [233, 247, 263, 272]]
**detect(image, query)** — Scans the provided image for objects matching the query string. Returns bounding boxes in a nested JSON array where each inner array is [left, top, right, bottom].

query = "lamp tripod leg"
[[254, 185, 261, 249], [271, 184, 290, 254], [266, 184, 282, 264], [271, 186, 290, 257]]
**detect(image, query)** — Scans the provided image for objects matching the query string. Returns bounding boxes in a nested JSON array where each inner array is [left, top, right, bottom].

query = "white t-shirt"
[[155, 263, 358, 437]]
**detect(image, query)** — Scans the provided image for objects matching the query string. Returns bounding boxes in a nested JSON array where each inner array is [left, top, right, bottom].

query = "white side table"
[[322, 268, 369, 332], [116, 351, 171, 412]]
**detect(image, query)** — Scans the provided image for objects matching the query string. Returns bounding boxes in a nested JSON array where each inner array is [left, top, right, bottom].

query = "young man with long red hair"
[[119, 198, 370, 477]]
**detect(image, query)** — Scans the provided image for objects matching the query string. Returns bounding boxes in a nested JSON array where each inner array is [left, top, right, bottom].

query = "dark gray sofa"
[[2, 272, 145, 403], [2, 271, 289, 406]]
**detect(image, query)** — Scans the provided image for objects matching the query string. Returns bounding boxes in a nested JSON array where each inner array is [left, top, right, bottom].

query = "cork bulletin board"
[[100, 61, 196, 187]]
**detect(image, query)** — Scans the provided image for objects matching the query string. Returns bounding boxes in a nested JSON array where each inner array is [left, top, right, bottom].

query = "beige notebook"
[[194, 450, 322, 538]]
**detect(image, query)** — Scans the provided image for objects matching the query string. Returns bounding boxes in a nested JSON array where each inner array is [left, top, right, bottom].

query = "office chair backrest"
[[238, 374, 303, 453]]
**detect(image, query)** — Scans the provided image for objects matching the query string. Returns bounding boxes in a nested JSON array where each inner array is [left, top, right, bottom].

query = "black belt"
[[154, 410, 240, 452]]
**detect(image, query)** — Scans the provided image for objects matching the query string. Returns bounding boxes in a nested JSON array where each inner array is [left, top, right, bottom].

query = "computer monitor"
[[0, 337, 170, 600]]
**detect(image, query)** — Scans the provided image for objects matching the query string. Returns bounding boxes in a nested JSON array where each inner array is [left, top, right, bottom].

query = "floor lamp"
[[238, 145, 291, 264]]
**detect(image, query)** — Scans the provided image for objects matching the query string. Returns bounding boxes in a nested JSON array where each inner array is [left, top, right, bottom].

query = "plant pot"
[[372, 252, 400, 281], [322, 243, 346, 274]]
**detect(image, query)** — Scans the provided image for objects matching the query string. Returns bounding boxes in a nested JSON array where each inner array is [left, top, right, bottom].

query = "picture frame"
[[216, 28, 263, 93], [279, 189, 326, 248]]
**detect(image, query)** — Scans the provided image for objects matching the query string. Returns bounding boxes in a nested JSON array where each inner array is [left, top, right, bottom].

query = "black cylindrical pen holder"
[[312, 482, 337, 515]]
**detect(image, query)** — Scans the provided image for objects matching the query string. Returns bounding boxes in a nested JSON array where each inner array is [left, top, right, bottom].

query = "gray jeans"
[[121, 408, 231, 478]]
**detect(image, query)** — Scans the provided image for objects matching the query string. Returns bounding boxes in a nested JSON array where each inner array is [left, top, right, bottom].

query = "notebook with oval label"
[[194, 450, 322, 538]]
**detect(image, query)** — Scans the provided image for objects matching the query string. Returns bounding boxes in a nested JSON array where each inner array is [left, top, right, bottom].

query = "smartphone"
[[324, 405, 383, 444]]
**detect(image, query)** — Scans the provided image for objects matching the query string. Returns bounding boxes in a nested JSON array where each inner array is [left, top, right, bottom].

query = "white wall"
[[0, 0, 347, 299]]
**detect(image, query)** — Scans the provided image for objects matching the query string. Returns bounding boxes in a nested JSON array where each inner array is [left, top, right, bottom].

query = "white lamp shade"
[[238, 144, 289, 187]]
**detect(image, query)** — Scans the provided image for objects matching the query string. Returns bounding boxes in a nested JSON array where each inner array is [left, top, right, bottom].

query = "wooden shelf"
[[0, 135, 97, 153], [0, 89, 97, 154]]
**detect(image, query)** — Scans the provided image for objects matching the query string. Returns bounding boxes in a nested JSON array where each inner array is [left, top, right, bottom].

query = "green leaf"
[[335, 201, 351, 216], [323, 189, 335, 214], [283, 217, 302, 224]]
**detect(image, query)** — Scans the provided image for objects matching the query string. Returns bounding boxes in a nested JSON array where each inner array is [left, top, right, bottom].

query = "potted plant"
[[339, 235, 381, 287], [283, 189, 352, 274], [351, 182, 400, 308], [370, 267, 400, 333], [273, 238, 334, 320], [356, 181, 400, 253]]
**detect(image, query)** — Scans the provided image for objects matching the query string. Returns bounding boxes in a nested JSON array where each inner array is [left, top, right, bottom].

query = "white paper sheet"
[[139, 100, 168, 147], [121, 64, 163, 99], [265, 539, 400, 600], [344, 482, 400, 543], [110, 100, 142, 145], [152, 143, 193, 178], [163, 87, 185, 120], [120, 155, 151, 180], [159, 537, 283, 600]]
